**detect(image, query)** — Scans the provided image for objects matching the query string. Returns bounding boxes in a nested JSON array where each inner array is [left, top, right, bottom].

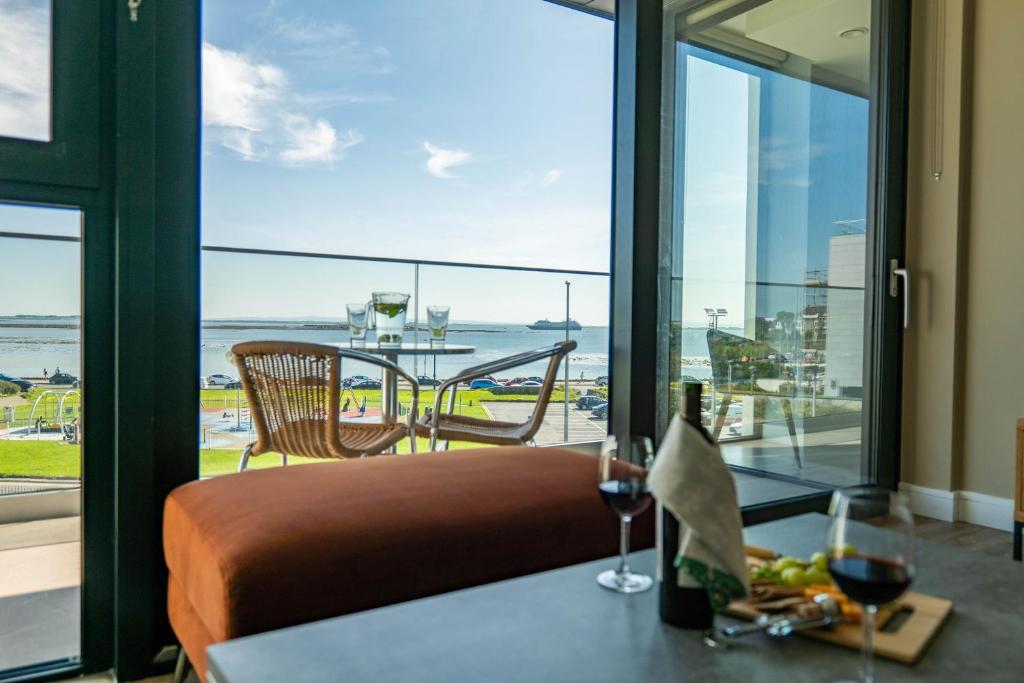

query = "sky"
[[0, 0, 869, 331], [199, 0, 615, 324]]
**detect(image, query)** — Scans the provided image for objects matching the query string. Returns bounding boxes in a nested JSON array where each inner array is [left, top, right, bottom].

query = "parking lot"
[[483, 401, 607, 445]]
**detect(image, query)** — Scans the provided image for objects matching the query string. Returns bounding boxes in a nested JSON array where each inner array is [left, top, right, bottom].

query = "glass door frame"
[[609, 0, 911, 520], [0, 2, 113, 680]]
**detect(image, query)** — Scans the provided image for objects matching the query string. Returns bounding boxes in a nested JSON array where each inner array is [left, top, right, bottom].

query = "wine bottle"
[[658, 381, 715, 629]]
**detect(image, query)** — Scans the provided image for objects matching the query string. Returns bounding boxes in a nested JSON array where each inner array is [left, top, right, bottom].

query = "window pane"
[[0, 201, 79, 238], [0, 206, 81, 673], [199, 1, 614, 473], [0, 0, 51, 142], [662, 0, 872, 500]]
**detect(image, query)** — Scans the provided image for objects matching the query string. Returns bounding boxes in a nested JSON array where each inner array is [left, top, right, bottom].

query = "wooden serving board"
[[728, 549, 953, 664], [727, 591, 952, 664]]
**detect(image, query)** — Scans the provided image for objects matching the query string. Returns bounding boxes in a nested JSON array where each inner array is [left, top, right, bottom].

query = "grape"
[[805, 568, 831, 585], [773, 556, 801, 572], [780, 566, 807, 586], [810, 552, 828, 571]]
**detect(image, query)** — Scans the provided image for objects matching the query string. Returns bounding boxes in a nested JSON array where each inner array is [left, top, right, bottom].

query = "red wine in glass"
[[827, 486, 915, 683], [828, 555, 912, 606], [598, 479, 652, 518], [597, 435, 654, 594]]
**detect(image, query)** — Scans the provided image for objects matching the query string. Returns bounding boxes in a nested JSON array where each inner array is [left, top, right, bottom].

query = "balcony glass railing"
[[197, 247, 611, 476]]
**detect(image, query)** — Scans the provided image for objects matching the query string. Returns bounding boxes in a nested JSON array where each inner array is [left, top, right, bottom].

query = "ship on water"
[[527, 318, 582, 331]]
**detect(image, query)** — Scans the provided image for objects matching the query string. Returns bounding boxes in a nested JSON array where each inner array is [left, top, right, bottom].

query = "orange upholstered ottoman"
[[163, 447, 654, 680]]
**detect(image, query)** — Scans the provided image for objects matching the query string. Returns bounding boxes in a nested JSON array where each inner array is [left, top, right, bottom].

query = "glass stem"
[[861, 604, 877, 683], [618, 516, 632, 576]]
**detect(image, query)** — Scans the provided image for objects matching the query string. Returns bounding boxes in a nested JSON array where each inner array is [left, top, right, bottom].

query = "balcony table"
[[334, 342, 474, 424], [206, 513, 1024, 683]]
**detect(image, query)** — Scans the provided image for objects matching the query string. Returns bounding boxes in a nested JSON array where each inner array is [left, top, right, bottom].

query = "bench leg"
[[1015, 521, 1023, 562], [172, 647, 191, 683], [712, 394, 732, 441], [782, 398, 802, 470], [237, 444, 253, 472]]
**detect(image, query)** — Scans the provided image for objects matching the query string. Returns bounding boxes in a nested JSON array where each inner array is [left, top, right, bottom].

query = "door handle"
[[889, 259, 910, 329]]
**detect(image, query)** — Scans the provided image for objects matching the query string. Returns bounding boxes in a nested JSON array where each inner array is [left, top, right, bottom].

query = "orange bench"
[[163, 447, 654, 680]]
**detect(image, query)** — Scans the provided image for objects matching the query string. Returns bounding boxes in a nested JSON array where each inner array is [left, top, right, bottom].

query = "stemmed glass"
[[597, 435, 654, 593], [826, 487, 915, 683]]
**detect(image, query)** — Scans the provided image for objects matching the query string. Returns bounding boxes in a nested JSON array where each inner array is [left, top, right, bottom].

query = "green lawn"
[[0, 440, 81, 478], [0, 386, 562, 480]]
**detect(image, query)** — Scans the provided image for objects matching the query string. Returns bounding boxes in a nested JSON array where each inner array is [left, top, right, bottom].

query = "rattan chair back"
[[230, 341, 343, 459]]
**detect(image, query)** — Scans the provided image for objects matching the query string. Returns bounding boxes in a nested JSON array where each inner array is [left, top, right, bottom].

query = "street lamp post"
[[564, 281, 571, 443]]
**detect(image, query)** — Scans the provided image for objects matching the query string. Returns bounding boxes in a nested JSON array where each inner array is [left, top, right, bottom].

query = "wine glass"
[[597, 435, 654, 593], [826, 487, 915, 683]]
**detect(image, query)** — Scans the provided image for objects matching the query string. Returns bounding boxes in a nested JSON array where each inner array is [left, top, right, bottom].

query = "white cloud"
[[0, 0, 50, 141], [279, 114, 362, 166], [202, 41, 364, 167], [422, 141, 471, 179], [542, 169, 563, 186]]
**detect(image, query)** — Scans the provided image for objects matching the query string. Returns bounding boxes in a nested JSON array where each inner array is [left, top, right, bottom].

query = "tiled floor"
[[0, 516, 81, 671]]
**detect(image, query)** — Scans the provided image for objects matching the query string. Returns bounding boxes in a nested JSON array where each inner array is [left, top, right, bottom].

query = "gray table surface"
[[207, 514, 1024, 683]]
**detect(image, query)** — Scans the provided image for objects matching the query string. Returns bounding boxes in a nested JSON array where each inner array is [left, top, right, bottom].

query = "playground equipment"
[[28, 389, 80, 426]]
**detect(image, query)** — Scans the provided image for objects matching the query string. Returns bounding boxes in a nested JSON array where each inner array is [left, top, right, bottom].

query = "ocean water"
[[0, 317, 738, 381]]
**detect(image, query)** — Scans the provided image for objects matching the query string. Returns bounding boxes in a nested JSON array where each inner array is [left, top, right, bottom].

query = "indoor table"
[[207, 513, 1024, 682]]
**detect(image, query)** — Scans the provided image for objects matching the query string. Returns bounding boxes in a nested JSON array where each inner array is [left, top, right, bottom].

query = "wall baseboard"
[[899, 483, 956, 522], [899, 483, 1014, 532]]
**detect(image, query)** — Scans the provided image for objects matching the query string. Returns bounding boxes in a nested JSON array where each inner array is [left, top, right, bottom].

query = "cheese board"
[[726, 546, 953, 664]]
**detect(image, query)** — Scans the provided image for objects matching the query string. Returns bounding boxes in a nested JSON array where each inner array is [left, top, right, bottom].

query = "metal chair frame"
[[421, 341, 576, 451]]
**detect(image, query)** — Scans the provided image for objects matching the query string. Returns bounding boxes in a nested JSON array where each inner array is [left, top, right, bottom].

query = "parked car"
[[504, 377, 528, 386], [0, 373, 34, 392], [351, 379, 382, 390], [577, 395, 605, 410], [342, 374, 371, 387], [521, 380, 542, 387], [49, 371, 78, 386], [204, 373, 238, 387], [469, 378, 502, 390], [224, 380, 243, 390], [416, 375, 442, 387], [526, 376, 543, 383], [592, 402, 609, 419], [728, 421, 743, 436], [595, 375, 609, 386]]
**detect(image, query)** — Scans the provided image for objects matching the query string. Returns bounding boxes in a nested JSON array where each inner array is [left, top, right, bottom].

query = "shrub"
[[0, 380, 19, 397]]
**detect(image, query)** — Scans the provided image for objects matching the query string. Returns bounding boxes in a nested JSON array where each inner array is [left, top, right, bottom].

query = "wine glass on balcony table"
[[597, 435, 654, 593], [827, 487, 915, 683]]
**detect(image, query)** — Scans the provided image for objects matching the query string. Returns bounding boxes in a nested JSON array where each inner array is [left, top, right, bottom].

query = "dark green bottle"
[[658, 381, 714, 629]]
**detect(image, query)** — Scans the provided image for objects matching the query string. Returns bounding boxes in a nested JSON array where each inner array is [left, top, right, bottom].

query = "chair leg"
[[782, 398, 802, 469], [712, 394, 732, 441], [1014, 521, 1023, 561], [428, 428, 439, 452], [172, 647, 190, 683], [281, 453, 288, 467], [237, 444, 254, 472], [408, 427, 417, 453]]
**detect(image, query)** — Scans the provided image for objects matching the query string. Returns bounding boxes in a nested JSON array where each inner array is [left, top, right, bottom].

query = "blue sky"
[[198, 0, 615, 324], [0, 1, 867, 332]]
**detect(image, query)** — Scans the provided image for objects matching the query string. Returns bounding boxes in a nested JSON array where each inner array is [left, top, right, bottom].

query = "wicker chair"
[[229, 341, 418, 471], [416, 341, 577, 451]]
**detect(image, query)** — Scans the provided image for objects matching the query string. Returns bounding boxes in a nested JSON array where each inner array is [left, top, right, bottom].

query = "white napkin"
[[648, 414, 748, 608]]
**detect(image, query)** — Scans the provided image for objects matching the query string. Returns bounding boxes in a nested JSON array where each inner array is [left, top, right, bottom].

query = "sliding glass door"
[[657, 0, 908, 506], [0, 1, 112, 679]]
